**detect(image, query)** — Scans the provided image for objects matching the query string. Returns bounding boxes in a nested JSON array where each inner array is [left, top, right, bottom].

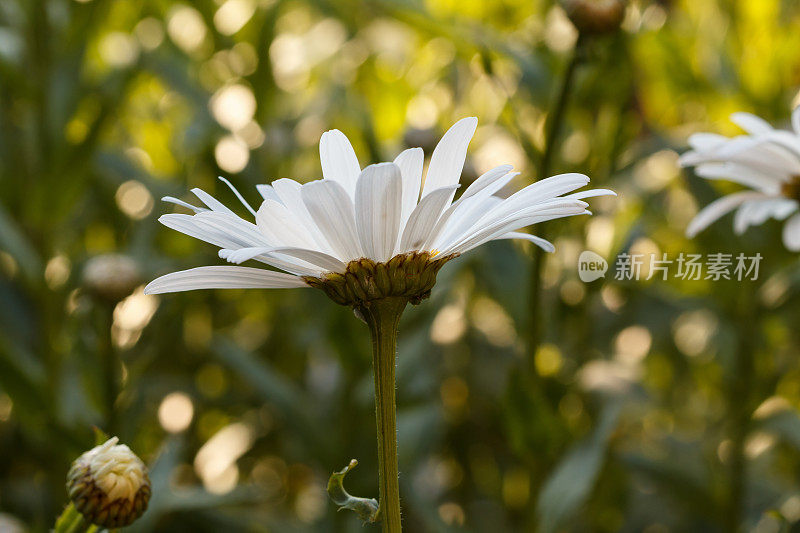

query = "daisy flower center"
[[782, 175, 800, 203], [303, 251, 457, 308]]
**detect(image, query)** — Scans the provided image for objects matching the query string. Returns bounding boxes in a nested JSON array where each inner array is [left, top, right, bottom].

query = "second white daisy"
[[681, 107, 800, 251]]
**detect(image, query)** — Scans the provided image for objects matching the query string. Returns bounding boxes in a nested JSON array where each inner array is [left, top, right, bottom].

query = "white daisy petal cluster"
[[145, 118, 614, 295], [680, 108, 800, 251]]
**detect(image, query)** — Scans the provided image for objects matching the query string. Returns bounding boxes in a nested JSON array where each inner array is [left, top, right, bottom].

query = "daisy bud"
[[82, 254, 141, 302], [67, 437, 151, 528], [561, 0, 626, 36]]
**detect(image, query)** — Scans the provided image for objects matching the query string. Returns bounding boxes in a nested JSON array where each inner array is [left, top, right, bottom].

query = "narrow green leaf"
[[537, 402, 621, 533]]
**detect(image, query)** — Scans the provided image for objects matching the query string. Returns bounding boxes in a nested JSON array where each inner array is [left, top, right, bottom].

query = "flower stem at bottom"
[[360, 296, 407, 533]]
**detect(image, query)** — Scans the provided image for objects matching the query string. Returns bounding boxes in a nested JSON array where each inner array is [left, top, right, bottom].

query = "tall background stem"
[[527, 37, 585, 363], [725, 296, 757, 532], [94, 302, 119, 434], [361, 297, 407, 532]]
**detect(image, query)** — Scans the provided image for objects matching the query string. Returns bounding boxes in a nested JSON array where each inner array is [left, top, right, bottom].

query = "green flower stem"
[[527, 36, 585, 362], [54, 503, 79, 533], [726, 302, 757, 531], [54, 503, 87, 533], [100, 304, 119, 433], [360, 297, 407, 533], [65, 515, 88, 533], [91, 302, 119, 433]]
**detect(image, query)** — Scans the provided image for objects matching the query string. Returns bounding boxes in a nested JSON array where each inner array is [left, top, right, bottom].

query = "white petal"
[[793, 107, 800, 135], [194, 211, 268, 247], [420, 117, 478, 198], [686, 191, 766, 237], [773, 199, 800, 219], [394, 147, 424, 224], [160, 214, 319, 276], [687, 133, 728, 153], [470, 173, 589, 231], [398, 185, 459, 253], [715, 137, 799, 175], [730, 112, 773, 135], [301, 179, 363, 261], [191, 188, 236, 215], [564, 189, 617, 200], [256, 184, 281, 202], [429, 168, 518, 247], [733, 197, 799, 234], [271, 179, 313, 224], [679, 151, 708, 167], [219, 246, 345, 272], [783, 212, 800, 251], [459, 164, 514, 201], [218, 176, 256, 216], [162, 197, 206, 213], [251, 255, 320, 276], [355, 163, 403, 262], [159, 214, 233, 248], [256, 199, 317, 249], [760, 131, 800, 161], [491, 232, 555, 252], [160, 213, 262, 249], [320, 129, 361, 196], [144, 266, 307, 294], [443, 201, 589, 255], [426, 168, 518, 250], [450, 207, 588, 255], [749, 136, 800, 173], [694, 162, 781, 193], [272, 178, 332, 252], [734, 200, 772, 234]]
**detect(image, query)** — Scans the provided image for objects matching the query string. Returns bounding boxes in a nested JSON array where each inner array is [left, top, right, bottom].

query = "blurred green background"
[[2, 0, 800, 531]]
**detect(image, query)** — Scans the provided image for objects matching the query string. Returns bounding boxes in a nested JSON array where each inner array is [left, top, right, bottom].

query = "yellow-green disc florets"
[[303, 251, 458, 307], [782, 176, 800, 203], [67, 437, 151, 528]]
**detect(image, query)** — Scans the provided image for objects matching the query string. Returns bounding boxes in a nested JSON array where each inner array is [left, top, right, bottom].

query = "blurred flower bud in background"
[[67, 437, 151, 528], [82, 254, 141, 302], [561, 0, 626, 35], [0, 513, 25, 533]]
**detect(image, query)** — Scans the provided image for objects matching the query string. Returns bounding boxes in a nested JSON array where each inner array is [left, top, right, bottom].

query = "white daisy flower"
[[680, 107, 800, 251], [145, 118, 614, 304]]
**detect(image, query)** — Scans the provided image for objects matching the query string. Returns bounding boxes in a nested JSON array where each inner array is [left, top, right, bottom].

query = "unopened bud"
[[82, 254, 141, 302], [562, 0, 626, 35], [67, 437, 151, 528]]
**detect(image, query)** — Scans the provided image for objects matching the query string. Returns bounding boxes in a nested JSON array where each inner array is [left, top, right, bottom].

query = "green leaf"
[[537, 402, 621, 533], [327, 459, 379, 523], [0, 203, 41, 280], [211, 337, 327, 453]]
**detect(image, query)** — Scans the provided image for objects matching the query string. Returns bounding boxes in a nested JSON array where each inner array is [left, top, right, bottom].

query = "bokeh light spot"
[[115, 180, 154, 220], [215, 135, 250, 173], [158, 392, 194, 433]]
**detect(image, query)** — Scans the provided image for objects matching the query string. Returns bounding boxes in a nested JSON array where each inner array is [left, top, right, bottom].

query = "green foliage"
[[1, 0, 800, 531]]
